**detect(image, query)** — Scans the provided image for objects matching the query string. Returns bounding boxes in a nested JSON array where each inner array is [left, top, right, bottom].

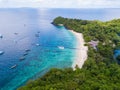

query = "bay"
[[0, 8, 120, 90]]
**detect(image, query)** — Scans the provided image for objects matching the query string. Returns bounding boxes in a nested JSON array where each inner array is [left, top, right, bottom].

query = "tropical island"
[[18, 17, 120, 90]]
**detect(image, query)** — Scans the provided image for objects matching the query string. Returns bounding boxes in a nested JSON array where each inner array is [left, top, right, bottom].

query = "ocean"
[[0, 8, 120, 90]]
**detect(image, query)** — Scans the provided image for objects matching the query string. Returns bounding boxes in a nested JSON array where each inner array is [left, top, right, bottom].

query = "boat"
[[13, 40, 17, 43], [10, 64, 17, 69], [25, 49, 31, 52], [35, 33, 40, 37], [36, 43, 40, 46], [0, 51, 4, 55], [0, 34, 3, 38], [58, 24, 64, 26], [23, 52, 28, 56], [24, 24, 26, 27], [58, 46, 64, 50], [19, 56, 25, 61], [37, 31, 40, 33], [14, 33, 18, 35]]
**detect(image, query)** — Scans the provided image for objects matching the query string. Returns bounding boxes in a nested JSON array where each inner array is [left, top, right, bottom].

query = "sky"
[[0, 0, 120, 8]]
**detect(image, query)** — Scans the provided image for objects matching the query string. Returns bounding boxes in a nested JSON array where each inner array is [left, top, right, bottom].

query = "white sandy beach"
[[70, 30, 88, 70]]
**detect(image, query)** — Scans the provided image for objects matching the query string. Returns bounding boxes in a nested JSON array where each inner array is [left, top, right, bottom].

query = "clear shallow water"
[[0, 8, 120, 90]]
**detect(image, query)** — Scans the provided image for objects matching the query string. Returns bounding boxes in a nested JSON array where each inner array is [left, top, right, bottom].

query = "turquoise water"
[[0, 8, 120, 90], [0, 8, 76, 90]]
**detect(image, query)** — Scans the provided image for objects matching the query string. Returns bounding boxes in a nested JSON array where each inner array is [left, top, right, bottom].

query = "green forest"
[[18, 17, 120, 90]]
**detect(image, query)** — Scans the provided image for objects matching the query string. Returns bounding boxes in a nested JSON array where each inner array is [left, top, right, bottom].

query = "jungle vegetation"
[[18, 17, 120, 90]]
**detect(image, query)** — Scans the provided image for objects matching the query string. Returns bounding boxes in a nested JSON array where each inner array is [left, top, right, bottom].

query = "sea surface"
[[0, 8, 120, 90]]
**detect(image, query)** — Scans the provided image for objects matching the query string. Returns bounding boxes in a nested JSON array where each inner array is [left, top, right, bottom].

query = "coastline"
[[69, 30, 88, 70]]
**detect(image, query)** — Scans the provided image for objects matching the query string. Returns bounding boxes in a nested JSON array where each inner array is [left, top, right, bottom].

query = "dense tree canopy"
[[18, 17, 120, 90]]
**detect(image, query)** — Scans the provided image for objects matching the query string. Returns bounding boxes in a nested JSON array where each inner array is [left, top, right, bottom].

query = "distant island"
[[18, 17, 120, 90]]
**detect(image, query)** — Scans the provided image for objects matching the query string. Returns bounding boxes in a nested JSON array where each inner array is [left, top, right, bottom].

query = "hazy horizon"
[[0, 0, 120, 8]]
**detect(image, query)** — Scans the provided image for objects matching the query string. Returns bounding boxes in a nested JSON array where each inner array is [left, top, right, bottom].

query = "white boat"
[[19, 56, 25, 61], [36, 43, 40, 46], [58, 46, 64, 50], [10, 64, 17, 69], [0, 51, 4, 55]]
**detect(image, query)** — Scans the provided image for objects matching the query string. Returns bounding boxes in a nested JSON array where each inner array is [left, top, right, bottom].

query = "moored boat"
[[0, 51, 4, 55], [19, 56, 25, 61], [0, 34, 3, 38], [10, 64, 17, 69], [23, 53, 28, 56], [25, 49, 31, 52], [58, 46, 64, 50], [36, 43, 40, 46]]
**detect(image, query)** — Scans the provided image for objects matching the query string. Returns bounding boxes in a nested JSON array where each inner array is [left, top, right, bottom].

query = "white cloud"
[[0, 0, 120, 8]]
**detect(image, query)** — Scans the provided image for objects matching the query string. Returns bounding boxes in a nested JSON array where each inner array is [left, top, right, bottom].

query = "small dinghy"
[[58, 46, 64, 50], [10, 64, 17, 69], [0, 51, 4, 55]]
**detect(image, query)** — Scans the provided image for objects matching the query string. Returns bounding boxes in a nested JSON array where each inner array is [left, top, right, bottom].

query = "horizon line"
[[0, 7, 120, 9]]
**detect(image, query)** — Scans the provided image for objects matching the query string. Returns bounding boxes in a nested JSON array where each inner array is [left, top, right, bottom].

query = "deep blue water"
[[0, 8, 120, 90]]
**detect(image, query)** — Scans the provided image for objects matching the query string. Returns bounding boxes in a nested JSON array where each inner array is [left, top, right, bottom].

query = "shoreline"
[[69, 30, 88, 70]]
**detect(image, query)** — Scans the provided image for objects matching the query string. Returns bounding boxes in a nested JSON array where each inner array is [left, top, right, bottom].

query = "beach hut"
[[88, 40, 99, 50]]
